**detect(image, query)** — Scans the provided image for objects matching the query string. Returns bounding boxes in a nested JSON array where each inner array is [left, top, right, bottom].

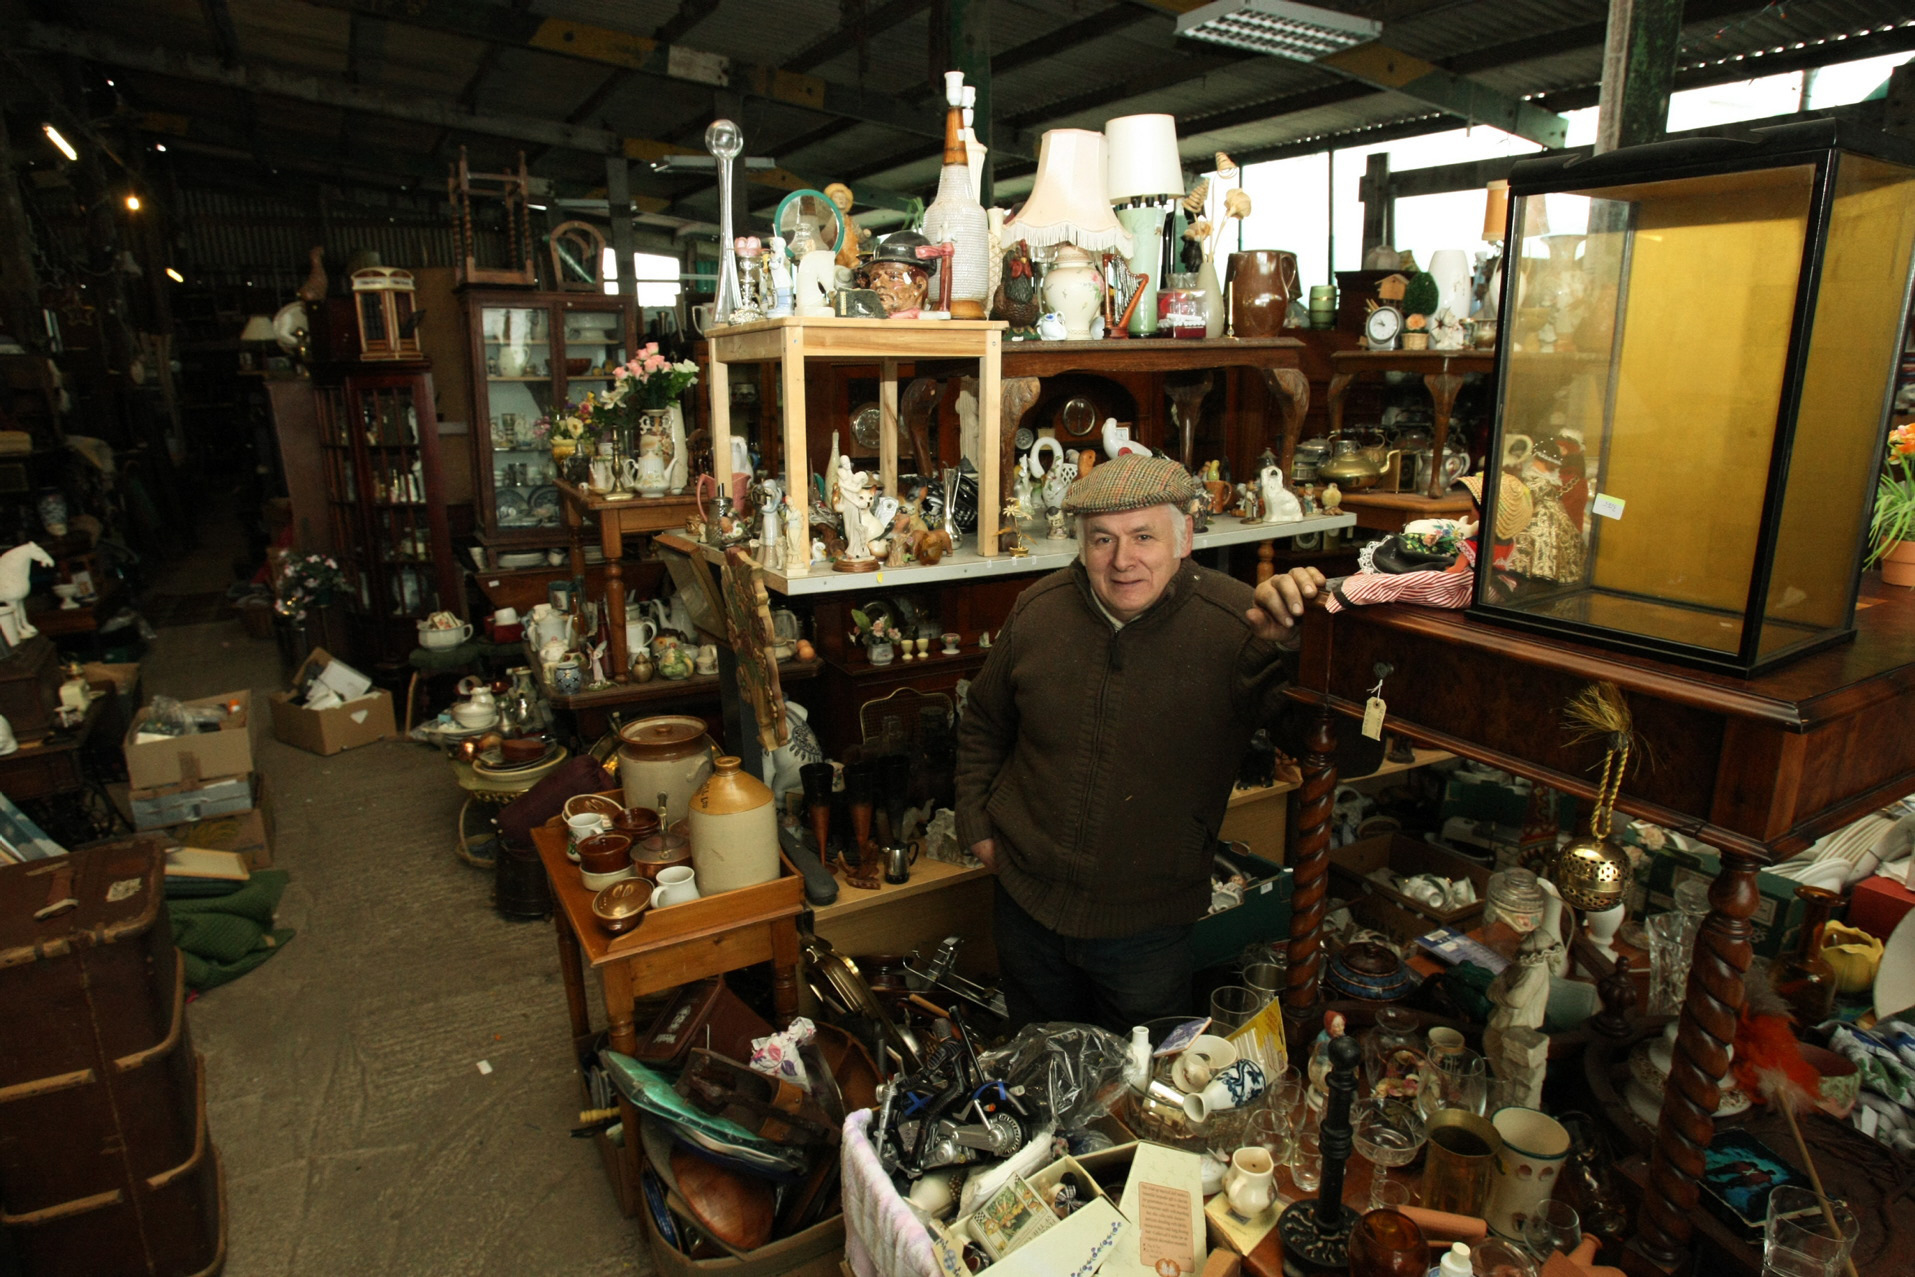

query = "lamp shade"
[[1105, 114, 1184, 201], [239, 315, 277, 342], [1003, 129, 1132, 255]]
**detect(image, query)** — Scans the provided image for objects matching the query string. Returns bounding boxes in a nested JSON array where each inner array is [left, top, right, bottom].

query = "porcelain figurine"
[[1485, 931, 1553, 1107], [1035, 311, 1068, 341], [1507, 441, 1587, 584], [835, 457, 882, 563], [0, 543, 52, 639], [1258, 465, 1303, 523]]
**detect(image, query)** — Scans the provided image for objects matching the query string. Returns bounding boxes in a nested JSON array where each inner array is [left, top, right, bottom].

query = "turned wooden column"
[[1631, 849, 1763, 1271], [1257, 366, 1310, 490], [1284, 703, 1339, 1032], [1166, 374, 1213, 471]]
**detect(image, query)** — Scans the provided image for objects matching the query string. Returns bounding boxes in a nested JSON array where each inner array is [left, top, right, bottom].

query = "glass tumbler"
[[1645, 910, 1700, 1016], [1419, 1045, 1489, 1118], [1764, 1186, 1858, 1277], [1520, 1199, 1582, 1262], [1210, 985, 1262, 1033]]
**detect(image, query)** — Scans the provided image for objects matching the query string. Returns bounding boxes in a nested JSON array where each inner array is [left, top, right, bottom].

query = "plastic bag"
[[975, 1022, 1130, 1132]]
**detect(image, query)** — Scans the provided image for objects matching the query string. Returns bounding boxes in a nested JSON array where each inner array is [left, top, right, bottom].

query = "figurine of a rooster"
[[992, 241, 1041, 333]]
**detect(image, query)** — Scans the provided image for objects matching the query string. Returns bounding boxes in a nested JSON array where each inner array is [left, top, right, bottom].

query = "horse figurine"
[[0, 542, 53, 638]]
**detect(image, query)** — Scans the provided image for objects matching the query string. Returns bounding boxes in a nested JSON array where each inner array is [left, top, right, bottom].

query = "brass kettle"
[[1316, 438, 1386, 491]]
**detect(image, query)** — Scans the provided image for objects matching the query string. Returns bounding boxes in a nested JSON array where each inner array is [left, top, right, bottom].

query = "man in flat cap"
[[955, 455, 1324, 1031]]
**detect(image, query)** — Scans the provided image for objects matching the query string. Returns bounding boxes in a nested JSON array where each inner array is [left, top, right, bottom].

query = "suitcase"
[[0, 839, 225, 1275]]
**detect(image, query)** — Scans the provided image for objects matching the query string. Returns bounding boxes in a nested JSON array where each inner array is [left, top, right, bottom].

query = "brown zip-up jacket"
[[955, 558, 1295, 939]]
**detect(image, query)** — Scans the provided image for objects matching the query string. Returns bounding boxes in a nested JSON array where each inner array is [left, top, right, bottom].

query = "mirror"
[[774, 189, 847, 259]]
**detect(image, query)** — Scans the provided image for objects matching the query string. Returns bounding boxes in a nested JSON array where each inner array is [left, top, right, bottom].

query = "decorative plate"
[[850, 402, 882, 450], [525, 484, 561, 525], [495, 488, 530, 526]]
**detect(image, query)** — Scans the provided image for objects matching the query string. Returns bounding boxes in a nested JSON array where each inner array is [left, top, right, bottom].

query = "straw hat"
[[1460, 472, 1533, 540]]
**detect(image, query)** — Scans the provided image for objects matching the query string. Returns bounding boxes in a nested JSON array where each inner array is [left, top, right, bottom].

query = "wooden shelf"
[[542, 658, 822, 709], [811, 855, 991, 926]]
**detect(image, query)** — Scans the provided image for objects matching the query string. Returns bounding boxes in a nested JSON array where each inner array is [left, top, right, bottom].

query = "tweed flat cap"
[[1061, 454, 1200, 516]]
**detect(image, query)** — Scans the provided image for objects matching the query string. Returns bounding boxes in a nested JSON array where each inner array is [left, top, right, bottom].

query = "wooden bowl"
[[565, 356, 592, 376], [577, 832, 634, 875], [670, 1148, 774, 1251], [613, 806, 661, 839]]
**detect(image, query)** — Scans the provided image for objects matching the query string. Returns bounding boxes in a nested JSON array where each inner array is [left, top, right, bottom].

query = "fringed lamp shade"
[[1003, 129, 1132, 255]]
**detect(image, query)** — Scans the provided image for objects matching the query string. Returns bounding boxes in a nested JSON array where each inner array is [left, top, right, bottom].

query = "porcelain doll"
[[1306, 1010, 1348, 1112], [1506, 440, 1587, 584]]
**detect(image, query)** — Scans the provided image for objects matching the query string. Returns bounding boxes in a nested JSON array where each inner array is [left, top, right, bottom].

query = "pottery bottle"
[[1771, 885, 1841, 1024], [688, 756, 779, 894], [617, 715, 714, 816]]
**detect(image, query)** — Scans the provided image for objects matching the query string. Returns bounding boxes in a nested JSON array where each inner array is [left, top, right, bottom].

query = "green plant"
[[1866, 421, 1915, 568], [1402, 271, 1440, 319]]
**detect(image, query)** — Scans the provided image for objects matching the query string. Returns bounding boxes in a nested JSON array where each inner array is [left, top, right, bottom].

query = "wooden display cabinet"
[[311, 364, 460, 665], [463, 290, 638, 557]]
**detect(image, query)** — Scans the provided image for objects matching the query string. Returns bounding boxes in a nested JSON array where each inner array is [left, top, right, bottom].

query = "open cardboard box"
[[1330, 833, 1490, 945], [270, 649, 397, 755], [124, 689, 257, 792]]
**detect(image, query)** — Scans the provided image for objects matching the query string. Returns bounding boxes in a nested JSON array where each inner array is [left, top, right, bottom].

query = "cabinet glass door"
[[553, 304, 632, 414], [481, 304, 561, 532]]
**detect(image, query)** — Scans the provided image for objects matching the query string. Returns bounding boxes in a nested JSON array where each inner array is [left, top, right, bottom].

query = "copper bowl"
[[591, 879, 651, 935], [630, 824, 691, 882], [577, 832, 634, 876], [613, 806, 661, 839], [501, 736, 548, 763]]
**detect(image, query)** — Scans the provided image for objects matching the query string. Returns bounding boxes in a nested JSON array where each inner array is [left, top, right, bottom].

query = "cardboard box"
[[129, 773, 254, 831], [637, 1194, 844, 1277], [124, 689, 257, 791], [270, 649, 397, 755], [1641, 844, 1806, 959], [1192, 847, 1292, 971], [1220, 781, 1292, 865], [1331, 833, 1490, 946], [167, 774, 275, 869], [1849, 874, 1915, 942]]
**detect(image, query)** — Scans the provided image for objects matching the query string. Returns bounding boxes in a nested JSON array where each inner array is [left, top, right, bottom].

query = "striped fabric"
[[1325, 541, 1476, 612]]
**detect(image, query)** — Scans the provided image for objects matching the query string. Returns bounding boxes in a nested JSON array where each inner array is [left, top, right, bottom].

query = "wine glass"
[[1521, 1199, 1582, 1262], [1418, 1045, 1489, 1119], [1351, 1098, 1427, 1212]]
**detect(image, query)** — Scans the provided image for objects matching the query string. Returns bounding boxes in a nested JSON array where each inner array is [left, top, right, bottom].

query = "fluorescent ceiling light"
[[1175, 0, 1380, 61], [42, 124, 77, 162], [166, 267, 184, 283]]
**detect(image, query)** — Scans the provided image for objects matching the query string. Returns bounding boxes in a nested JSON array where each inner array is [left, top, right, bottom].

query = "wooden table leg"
[[1325, 371, 1355, 440], [1631, 849, 1763, 1272], [603, 518, 629, 682], [781, 326, 811, 571], [565, 491, 586, 578], [553, 908, 592, 1042], [1256, 543, 1276, 584], [1422, 369, 1468, 497], [770, 917, 802, 1026], [1284, 702, 1339, 1038], [878, 360, 900, 497], [601, 958, 640, 1057], [1259, 366, 1310, 490]]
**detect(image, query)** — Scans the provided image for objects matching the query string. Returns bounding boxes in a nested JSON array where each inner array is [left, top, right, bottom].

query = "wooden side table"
[[557, 480, 698, 680], [1325, 349, 1495, 497], [534, 820, 803, 1058]]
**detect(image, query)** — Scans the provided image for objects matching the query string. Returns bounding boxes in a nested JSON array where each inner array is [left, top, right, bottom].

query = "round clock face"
[[1365, 306, 1402, 345]]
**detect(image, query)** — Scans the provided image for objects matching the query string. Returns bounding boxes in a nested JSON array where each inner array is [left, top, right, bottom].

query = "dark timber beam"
[[1596, 0, 1684, 153]]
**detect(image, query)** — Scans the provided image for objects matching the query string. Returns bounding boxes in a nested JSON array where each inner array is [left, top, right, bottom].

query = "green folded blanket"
[[168, 869, 296, 990]]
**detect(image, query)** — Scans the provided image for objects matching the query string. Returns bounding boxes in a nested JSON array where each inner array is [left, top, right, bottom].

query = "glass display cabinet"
[[1474, 120, 1915, 675], [464, 291, 637, 553], [313, 367, 460, 664]]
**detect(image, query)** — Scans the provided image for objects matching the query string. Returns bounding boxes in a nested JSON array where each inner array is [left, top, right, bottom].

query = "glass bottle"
[[1770, 885, 1841, 1025]]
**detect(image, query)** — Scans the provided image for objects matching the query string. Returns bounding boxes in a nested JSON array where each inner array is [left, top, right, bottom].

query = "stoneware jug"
[[1226, 250, 1299, 339], [688, 756, 779, 895], [616, 715, 715, 815], [1223, 1147, 1275, 1218]]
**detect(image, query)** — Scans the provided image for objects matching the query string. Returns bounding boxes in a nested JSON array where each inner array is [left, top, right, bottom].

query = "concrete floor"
[[140, 515, 648, 1275]]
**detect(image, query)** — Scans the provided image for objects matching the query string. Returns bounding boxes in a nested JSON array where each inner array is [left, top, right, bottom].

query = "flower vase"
[[665, 404, 688, 493], [1196, 257, 1225, 339]]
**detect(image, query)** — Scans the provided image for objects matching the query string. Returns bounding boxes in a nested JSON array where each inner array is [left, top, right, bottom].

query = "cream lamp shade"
[[239, 315, 278, 342], [1003, 129, 1132, 255], [1105, 114, 1184, 202]]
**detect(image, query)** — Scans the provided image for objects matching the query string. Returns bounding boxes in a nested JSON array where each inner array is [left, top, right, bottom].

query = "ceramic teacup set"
[[561, 793, 700, 920]]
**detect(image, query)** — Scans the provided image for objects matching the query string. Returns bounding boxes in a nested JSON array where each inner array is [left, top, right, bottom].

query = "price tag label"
[[1362, 695, 1387, 740], [1591, 492, 1626, 521]]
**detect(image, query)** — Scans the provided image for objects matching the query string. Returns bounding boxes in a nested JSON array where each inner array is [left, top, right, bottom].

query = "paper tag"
[[1361, 695, 1387, 740], [1591, 492, 1626, 520]]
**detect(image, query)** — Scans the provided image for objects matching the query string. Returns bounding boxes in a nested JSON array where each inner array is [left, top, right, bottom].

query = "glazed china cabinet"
[[313, 365, 460, 664], [464, 290, 638, 555]]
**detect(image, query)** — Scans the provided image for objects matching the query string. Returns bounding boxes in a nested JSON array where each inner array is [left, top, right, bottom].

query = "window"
[[601, 249, 684, 307]]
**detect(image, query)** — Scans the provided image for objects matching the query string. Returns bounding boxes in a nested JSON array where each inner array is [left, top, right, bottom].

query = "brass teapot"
[[1316, 437, 1388, 491]]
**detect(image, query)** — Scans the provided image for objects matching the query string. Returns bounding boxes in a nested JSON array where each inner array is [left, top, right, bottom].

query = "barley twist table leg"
[[1632, 849, 1762, 1270], [1284, 704, 1338, 1031]]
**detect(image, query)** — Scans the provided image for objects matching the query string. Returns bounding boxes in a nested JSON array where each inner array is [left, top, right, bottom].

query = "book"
[[1698, 1127, 1809, 1240]]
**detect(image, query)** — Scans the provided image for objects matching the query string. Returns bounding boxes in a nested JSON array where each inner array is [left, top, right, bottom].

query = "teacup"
[[651, 865, 699, 908], [1172, 1034, 1239, 1092]]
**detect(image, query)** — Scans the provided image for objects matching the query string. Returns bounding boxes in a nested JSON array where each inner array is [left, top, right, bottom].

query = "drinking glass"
[[1246, 1106, 1294, 1168], [1351, 1099, 1427, 1211], [1645, 910, 1699, 1015], [1348, 1206, 1428, 1277], [1418, 1045, 1489, 1118], [1520, 1199, 1582, 1262], [1292, 1131, 1322, 1192], [1210, 985, 1262, 1033], [1244, 960, 1285, 1008], [1764, 1186, 1858, 1277]]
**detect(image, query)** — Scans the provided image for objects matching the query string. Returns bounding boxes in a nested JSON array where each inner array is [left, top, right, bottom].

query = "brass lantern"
[[350, 267, 421, 361]]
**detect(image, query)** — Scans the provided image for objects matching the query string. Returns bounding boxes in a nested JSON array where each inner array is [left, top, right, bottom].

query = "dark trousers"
[[992, 880, 1194, 1034]]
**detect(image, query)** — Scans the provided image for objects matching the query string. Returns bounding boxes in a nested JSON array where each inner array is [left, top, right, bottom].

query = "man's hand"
[[970, 838, 997, 871], [1246, 565, 1326, 642]]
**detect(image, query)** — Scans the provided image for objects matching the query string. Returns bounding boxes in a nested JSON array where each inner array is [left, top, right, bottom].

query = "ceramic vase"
[[1195, 256, 1226, 339], [1043, 245, 1104, 340], [37, 492, 67, 538], [665, 404, 688, 493], [1486, 1106, 1570, 1239], [1116, 204, 1169, 335], [1183, 1058, 1265, 1122], [1428, 249, 1473, 321], [499, 345, 528, 377], [688, 756, 779, 894]]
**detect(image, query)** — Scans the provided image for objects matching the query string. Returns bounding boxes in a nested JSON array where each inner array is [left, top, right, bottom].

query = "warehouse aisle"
[[138, 526, 646, 1276]]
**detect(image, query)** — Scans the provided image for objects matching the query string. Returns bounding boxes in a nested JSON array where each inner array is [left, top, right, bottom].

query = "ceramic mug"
[[565, 812, 608, 858], [1223, 1146, 1275, 1218], [1183, 1058, 1266, 1123], [1486, 1106, 1571, 1239], [651, 865, 699, 908]]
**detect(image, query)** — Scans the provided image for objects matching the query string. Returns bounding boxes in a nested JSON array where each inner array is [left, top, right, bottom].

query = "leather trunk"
[[0, 839, 225, 1275]]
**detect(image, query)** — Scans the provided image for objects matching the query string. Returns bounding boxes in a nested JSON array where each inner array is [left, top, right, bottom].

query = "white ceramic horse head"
[[1259, 466, 1303, 524], [0, 543, 53, 639]]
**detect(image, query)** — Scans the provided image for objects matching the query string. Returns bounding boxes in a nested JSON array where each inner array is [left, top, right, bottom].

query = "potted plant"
[[1870, 421, 1915, 586], [850, 607, 899, 665], [274, 552, 350, 621], [1402, 272, 1440, 349]]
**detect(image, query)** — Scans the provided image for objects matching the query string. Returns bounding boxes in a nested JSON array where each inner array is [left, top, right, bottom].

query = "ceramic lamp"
[[921, 71, 990, 319], [1105, 114, 1184, 336]]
